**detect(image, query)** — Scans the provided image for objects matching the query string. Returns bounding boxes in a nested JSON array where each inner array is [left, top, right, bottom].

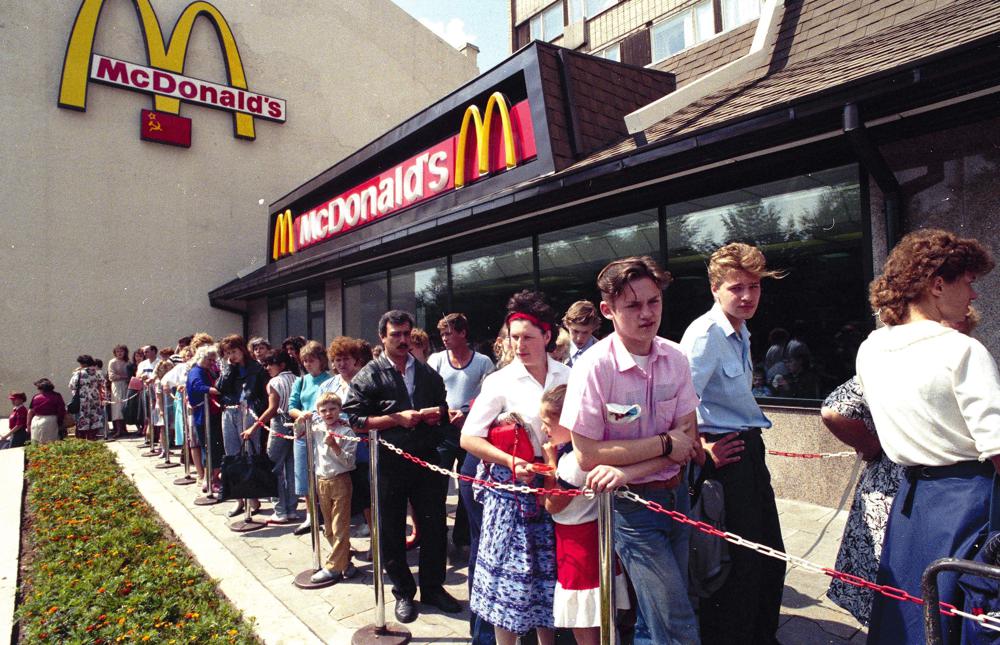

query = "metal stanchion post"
[[141, 386, 160, 457], [353, 428, 411, 644], [139, 387, 152, 449], [295, 416, 335, 586], [100, 391, 110, 442], [156, 387, 179, 470], [174, 397, 196, 485], [598, 490, 617, 645], [194, 397, 219, 506], [231, 402, 265, 532]]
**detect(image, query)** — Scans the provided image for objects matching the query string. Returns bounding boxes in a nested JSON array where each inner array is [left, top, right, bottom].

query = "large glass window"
[[569, 0, 616, 22], [538, 210, 659, 337], [722, 0, 761, 30], [343, 272, 388, 346], [665, 164, 868, 401], [268, 288, 325, 344], [451, 238, 535, 357], [390, 258, 448, 341], [651, 0, 714, 61], [530, 2, 564, 42]]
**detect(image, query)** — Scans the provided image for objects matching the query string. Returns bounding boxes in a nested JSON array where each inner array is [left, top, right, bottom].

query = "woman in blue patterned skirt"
[[461, 290, 570, 645]]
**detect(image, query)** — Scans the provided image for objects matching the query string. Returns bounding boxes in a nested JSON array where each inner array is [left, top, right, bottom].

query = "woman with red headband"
[[461, 290, 570, 645]]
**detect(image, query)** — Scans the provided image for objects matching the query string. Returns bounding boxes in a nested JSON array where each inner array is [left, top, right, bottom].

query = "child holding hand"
[[539, 384, 674, 645], [305, 392, 358, 584]]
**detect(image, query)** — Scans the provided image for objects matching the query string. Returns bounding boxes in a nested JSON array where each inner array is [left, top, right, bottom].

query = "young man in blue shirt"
[[680, 242, 786, 645]]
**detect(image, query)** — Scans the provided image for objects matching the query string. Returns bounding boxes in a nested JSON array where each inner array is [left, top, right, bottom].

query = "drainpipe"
[[843, 103, 901, 252]]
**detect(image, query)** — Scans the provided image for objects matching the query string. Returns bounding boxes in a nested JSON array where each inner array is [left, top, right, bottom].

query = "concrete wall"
[[0, 0, 477, 395], [763, 407, 863, 510]]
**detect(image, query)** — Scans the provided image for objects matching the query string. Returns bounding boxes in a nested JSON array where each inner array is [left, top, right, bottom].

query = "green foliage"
[[17, 440, 257, 644]]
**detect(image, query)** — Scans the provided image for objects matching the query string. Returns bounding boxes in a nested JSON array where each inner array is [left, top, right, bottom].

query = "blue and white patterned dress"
[[471, 462, 557, 634]]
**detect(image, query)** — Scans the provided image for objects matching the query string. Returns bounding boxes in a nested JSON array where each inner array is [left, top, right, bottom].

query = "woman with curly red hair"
[[858, 228, 1000, 644]]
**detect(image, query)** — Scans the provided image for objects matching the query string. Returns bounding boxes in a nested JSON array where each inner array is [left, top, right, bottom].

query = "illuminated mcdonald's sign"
[[58, 0, 286, 144], [270, 93, 537, 261], [272, 209, 296, 261], [455, 92, 517, 188]]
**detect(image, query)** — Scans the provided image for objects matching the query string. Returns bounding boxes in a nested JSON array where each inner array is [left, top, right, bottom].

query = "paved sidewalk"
[[48, 437, 868, 644]]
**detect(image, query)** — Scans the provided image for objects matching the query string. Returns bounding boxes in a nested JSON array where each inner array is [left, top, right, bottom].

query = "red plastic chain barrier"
[[334, 430, 1000, 633], [767, 450, 856, 459]]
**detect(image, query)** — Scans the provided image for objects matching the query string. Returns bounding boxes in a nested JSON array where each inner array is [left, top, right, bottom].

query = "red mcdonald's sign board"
[[273, 92, 536, 261]]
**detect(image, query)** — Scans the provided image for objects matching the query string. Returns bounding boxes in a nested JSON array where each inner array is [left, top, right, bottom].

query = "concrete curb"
[[0, 447, 25, 645], [108, 442, 333, 645]]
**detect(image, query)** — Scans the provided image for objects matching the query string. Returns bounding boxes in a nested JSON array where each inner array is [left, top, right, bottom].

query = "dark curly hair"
[[870, 228, 994, 326], [506, 290, 559, 352]]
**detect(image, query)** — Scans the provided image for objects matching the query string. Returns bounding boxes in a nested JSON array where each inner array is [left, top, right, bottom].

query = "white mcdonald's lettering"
[[91, 54, 286, 122], [295, 143, 453, 251]]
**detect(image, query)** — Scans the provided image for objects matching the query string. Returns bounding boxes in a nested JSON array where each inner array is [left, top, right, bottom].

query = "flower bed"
[[17, 440, 258, 643]]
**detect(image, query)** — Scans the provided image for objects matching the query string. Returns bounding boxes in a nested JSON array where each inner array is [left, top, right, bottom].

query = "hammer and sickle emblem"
[[147, 112, 163, 132]]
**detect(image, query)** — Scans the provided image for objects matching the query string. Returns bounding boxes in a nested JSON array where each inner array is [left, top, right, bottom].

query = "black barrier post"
[[922, 557, 1000, 645], [174, 396, 196, 485], [141, 387, 160, 457], [353, 428, 411, 645], [156, 387, 180, 470], [194, 398, 219, 506], [231, 402, 266, 533]]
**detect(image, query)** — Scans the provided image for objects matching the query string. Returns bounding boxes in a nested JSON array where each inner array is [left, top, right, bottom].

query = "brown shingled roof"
[[571, 0, 1000, 169]]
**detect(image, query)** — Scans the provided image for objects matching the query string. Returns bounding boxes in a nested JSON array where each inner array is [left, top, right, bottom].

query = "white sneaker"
[[310, 568, 341, 584]]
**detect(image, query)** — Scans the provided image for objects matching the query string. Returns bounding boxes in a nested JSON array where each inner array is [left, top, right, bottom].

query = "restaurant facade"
[[212, 0, 1000, 504]]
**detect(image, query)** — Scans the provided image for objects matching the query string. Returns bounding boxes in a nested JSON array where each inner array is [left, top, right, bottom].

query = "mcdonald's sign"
[[270, 93, 536, 261], [272, 209, 295, 261], [58, 0, 286, 144]]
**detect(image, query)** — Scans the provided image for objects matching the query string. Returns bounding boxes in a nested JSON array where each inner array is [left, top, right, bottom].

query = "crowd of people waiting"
[[4, 228, 998, 645]]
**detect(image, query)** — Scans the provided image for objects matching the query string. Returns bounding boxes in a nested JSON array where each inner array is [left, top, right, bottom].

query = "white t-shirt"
[[462, 357, 571, 456], [856, 320, 1000, 466], [550, 447, 597, 525], [427, 349, 495, 412]]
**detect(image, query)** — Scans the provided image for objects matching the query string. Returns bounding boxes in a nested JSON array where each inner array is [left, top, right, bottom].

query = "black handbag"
[[220, 440, 277, 500], [67, 373, 82, 414]]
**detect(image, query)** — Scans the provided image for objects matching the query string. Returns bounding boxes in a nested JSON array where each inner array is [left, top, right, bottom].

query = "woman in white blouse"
[[857, 228, 999, 645], [461, 290, 570, 645]]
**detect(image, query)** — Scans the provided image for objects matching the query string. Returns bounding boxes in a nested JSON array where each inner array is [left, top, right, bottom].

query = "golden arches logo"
[[455, 92, 518, 188], [272, 209, 295, 260], [59, 0, 257, 139]]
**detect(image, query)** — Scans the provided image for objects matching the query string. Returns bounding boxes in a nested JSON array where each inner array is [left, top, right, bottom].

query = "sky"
[[390, 0, 511, 73]]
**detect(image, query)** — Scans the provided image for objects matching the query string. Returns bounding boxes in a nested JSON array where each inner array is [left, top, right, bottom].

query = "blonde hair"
[[541, 384, 567, 413], [708, 243, 785, 288], [316, 392, 342, 410], [563, 300, 600, 329], [189, 332, 215, 351], [299, 340, 329, 370], [154, 360, 174, 380]]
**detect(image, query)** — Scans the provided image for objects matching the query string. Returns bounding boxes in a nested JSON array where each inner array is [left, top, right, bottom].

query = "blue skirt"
[[868, 464, 996, 645], [471, 463, 556, 634]]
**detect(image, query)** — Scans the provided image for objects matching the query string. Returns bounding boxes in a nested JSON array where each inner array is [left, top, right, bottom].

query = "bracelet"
[[658, 432, 672, 457]]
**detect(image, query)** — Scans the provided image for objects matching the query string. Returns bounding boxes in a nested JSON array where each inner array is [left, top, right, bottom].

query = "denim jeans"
[[221, 407, 242, 457], [294, 436, 309, 496], [614, 486, 699, 645], [267, 418, 297, 518]]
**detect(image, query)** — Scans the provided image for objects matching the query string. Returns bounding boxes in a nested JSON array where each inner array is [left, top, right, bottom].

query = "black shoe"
[[293, 521, 311, 536], [421, 588, 462, 614], [227, 504, 245, 518], [394, 597, 417, 623]]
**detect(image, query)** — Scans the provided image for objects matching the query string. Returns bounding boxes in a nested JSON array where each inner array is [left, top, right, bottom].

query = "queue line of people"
[[4, 228, 996, 645]]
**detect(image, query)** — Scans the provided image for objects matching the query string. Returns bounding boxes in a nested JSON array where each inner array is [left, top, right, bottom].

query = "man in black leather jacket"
[[343, 310, 462, 623]]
